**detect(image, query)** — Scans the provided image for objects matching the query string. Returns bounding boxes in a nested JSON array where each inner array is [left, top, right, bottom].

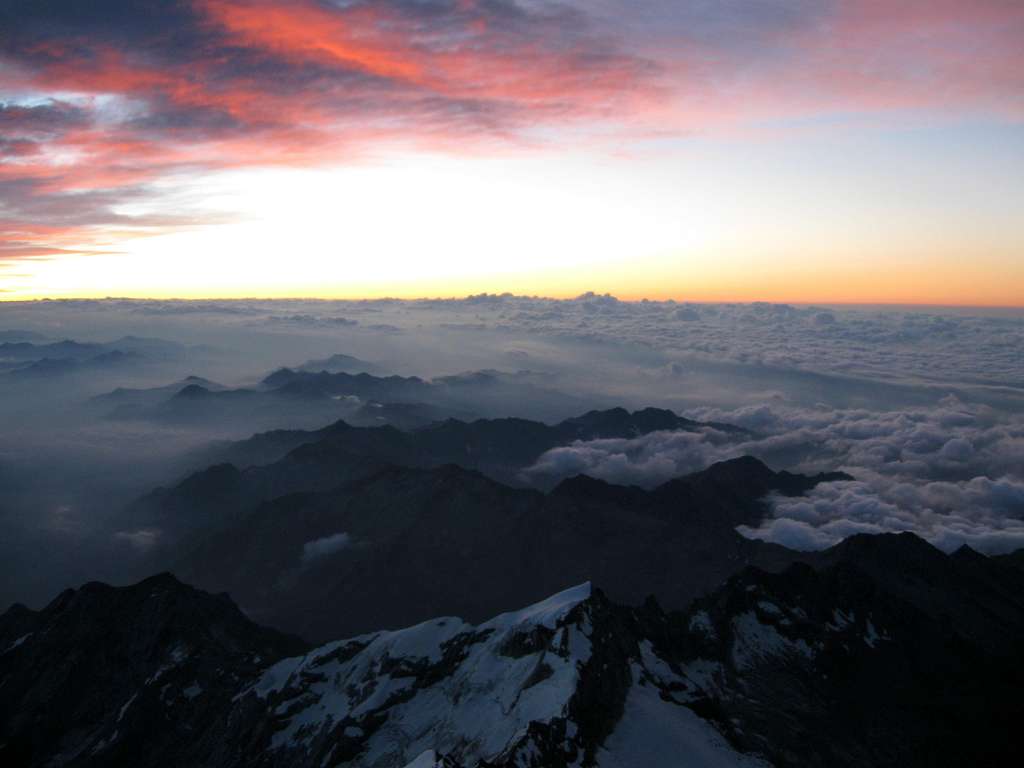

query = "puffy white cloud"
[[525, 428, 737, 488], [744, 475, 1024, 554], [113, 528, 162, 553], [301, 532, 353, 564], [526, 397, 1024, 554]]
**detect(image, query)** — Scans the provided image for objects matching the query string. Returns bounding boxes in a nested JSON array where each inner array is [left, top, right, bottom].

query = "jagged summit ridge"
[[236, 581, 766, 768], [3, 531, 1024, 767]]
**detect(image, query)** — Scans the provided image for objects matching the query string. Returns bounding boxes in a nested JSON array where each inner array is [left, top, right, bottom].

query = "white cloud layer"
[[3, 297, 1022, 561], [526, 396, 1024, 554]]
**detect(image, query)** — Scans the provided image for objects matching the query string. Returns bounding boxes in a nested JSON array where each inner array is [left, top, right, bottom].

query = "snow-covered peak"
[[244, 583, 598, 766], [236, 581, 771, 768], [481, 581, 592, 631]]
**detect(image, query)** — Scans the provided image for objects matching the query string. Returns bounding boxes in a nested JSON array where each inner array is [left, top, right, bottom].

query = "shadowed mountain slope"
[[126, 407, 756, 550], [173, 457, 848, 641], [3, 534, 1022, 767]]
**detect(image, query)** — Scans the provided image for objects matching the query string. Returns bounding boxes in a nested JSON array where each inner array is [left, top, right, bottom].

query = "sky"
[[1, 0, 1022, 304]]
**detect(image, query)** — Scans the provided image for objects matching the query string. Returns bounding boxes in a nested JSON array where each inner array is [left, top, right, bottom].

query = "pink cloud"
[[1, 0, 1021, 266]]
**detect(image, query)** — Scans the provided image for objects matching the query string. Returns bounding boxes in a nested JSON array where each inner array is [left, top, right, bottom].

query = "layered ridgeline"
[[0, 336, 204, 378], [116, 407, 826, 642], [193, 405, 747, 474], [134, 453, 846, 641], [126, 406, 753, 548], [2, 533, 1021, 767], [92, 367, 600, 430]]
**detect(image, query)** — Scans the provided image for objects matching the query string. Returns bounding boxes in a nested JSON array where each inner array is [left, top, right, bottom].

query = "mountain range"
[[4, 341, 1020, 768], [171, 456, 847, 641], [0, 336, 201, 378], [94, 367, 600, 429], [2, 532, 1020, 767], [191, 405, 747, 475]]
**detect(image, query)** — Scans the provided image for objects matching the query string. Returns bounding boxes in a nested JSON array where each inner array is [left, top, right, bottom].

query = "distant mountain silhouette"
[[8, 350, 143, 378], [3, 335, 203, 379], [128, 407, 758, 548], [296, 352, 386, 375], [195, 405, 750, 475]]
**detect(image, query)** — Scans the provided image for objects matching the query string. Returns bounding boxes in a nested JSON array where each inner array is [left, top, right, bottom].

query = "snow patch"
[[403, 750, 442, 768], [183, 681, 203, 700], [827, 608, 853, 631], [863, 618, 890, 648], [599, 669, 771, 767], [482, 581, 591, 631], [730, 612, 813, 671], [689, 611, 716, 639], [248, 655, 305, 700], [681, 659, 724, 695], [90, 730, 118, 755], [117, 693, 138, 723], [2, 633, 31, 654], [244, 581, 596, 765], [638, 640, 681, 686]]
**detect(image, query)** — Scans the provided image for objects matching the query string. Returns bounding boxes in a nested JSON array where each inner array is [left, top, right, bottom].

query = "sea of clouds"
[[2, 295, 1023, 560]]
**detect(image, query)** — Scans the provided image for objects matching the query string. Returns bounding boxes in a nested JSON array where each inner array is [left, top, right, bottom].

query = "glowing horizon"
[[2, 1, 1023, 305]]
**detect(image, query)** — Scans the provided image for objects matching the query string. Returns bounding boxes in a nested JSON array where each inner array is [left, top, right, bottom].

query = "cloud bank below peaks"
[[526, 396, 1024, 554]]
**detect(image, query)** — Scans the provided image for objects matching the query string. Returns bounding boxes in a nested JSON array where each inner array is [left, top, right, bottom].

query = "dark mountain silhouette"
[[91, 376, 228, 416], [296, 352, 386, 375], [2, 534, 1021, 767], [0, 330, 49, 343], [195, 405, 749, 476], [1, 336, 191, 363], [993, 547, 1024, 572], [94, 369, 481, 430], [171, 457, 848, 641], [0, 573, 305, 767], [8, 350, 144, 378], [662, 533, 1024, 767], [260, 368, 432, 401], [0, 339, 103, 361], [2, 336, 204, 379], [127, 407, 758, 548]]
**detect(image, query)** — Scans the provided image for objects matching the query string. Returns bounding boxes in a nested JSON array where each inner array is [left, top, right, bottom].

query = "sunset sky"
[[1, 0, 1022, 304]]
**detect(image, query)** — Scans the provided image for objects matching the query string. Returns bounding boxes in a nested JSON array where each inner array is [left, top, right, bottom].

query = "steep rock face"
[[0, 574, 306, 767]]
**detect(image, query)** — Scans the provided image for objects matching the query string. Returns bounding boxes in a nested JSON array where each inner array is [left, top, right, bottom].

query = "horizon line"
[[1, 294, 1023, 310]]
